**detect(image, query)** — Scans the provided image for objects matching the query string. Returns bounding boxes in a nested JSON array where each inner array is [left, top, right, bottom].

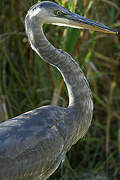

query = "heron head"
[[28, 1, 118, 35]]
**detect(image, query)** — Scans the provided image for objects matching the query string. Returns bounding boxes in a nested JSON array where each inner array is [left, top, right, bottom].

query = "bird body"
[[0, 106, 66, 180], [0, 1, 117, 180]]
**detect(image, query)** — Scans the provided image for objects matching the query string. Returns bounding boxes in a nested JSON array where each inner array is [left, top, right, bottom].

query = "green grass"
[[0, 0, 120, 179]]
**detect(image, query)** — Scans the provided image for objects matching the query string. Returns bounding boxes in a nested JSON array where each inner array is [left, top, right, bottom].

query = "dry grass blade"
[[0, 96, 8, 122], [105, 82, 116, 156]]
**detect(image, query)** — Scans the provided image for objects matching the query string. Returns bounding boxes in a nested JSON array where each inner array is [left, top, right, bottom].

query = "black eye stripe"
[[55, 10, 68, 16]]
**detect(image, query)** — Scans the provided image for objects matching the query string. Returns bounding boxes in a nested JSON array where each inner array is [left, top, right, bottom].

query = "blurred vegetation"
[[0, 0, 120, 179]]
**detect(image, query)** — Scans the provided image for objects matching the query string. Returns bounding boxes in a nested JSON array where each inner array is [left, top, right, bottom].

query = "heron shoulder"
[[0, 105, 66, 159]]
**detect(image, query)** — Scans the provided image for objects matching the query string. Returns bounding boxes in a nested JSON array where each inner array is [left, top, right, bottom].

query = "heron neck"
[[25, 18, 92, 108]]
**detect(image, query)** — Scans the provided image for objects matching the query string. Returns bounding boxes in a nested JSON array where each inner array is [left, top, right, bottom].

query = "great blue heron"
[[0, 1, 117, 180]]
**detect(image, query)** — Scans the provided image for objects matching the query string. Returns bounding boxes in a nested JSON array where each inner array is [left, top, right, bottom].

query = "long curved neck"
[[25, 15, 92, 108]]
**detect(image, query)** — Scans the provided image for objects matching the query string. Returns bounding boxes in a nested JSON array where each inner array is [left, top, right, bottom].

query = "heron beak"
[[65, 13, 118, 34]]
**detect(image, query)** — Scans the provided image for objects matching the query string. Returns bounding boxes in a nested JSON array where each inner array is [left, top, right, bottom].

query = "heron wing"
[[0, 105, 65, 179]]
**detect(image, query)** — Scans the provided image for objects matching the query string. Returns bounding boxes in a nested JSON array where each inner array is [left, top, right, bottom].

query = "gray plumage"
[[0, 1, 117, 180]]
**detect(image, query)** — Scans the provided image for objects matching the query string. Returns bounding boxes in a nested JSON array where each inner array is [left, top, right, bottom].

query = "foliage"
[[0, 0, 120, 179]]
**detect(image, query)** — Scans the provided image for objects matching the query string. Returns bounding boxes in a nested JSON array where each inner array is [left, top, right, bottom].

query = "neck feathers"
[[25, 14, 93, 110]]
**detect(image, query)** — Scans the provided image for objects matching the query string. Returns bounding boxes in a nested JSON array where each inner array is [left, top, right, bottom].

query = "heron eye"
[[55, 10, 62, 16]]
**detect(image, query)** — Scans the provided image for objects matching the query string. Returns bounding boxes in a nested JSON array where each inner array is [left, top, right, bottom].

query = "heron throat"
[[25, 13, 93, 112]]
